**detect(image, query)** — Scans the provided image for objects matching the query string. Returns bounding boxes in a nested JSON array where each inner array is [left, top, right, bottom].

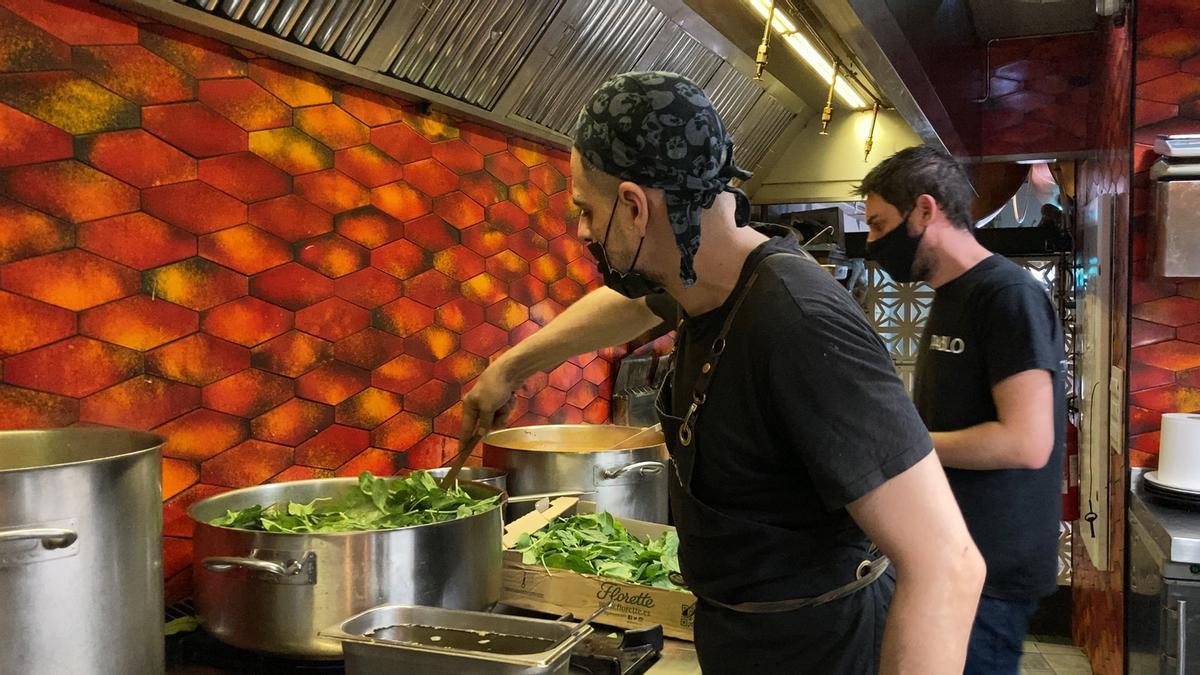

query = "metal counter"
[[648, 639, 700, 673], [1129, 469, 1200, 565]]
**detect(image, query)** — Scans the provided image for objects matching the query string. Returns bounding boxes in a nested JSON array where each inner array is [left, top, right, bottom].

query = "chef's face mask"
[[586, 197, 661, 299], [866, 211, 925, 283]]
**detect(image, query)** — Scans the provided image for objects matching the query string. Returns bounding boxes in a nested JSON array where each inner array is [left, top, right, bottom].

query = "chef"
[[462, 71, 985, 674]]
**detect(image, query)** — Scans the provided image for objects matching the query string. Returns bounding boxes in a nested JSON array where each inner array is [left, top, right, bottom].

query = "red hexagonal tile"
[[335, 447, 407, 477], [77, 212, 194, 270], [163, 534, 195, 579], [1131, 361, 1177, 392], [296, 104, 369, 150], [1133, 319, 1177, 348], [0, 198, 71, 264], [144, 258, 247, 311], [199, 152, 291, 203], [404, 326, 459, 362], [404, 379, 457, 417], [1131, 385, 1200, 414], [0, 4, 71, 71], [403, 108, 459, 142], [80, 375, 199, 429], [335, 206, 404, 249], [157, 408, 246, 462], [251, 330, 332, 377], [146, 333, 249, 386], [162, 482, 233, 536], [529, 164, 567, 195], [461, 323, 507, 357], [485, 152, 529, 185], [251, 397, 333, 446], [246, 193, 332, 243], [250, 262, 335, 310], [510, 184, 548, 215], [405, 269, 459, 307], [139, 23, 246, 79], [1142, 27, 1200, 60], [550, 234, 586, 262], [548, 361, 583, 391], [1135, 340, 1200, 373], [485, 298, 528, 331], [462, 222, 511, 257], [73, 45, 194, 105], [509, 229, 549, 262], [509, 137, 550, 167], [461, 273, 507, 306], [297, 360, 370, 405], [376, 297, 435, 337], [335, 85, 406, 127], [78, 128, 196, 188], [0, 102, 71, 168], [434, 192, 485, 229], [372, 122, 433, 163], [201, 439, 292, 488], [296, 297, 371, 341], [295, 169, 370, 214], [248, 59, 332, 107], [2, 249, 138, 311], [407, 434, 457, 469], [531, 208, 570, 240], [582, 398, 609, 424], [583, 358, 610, 385], [435, 297, 485, 333], [565, 258, 597, 286], [336, 267, 404, 309], [508, 276, 548, 306], [405, 214, 460, 252], [199, 78, 290, 131], [1129, 406, 1163, 436], [373, 354, 434, 394], [530, 386, 566, 417], [1180, 323, 1200, 345], [371, 181, 432, 221], [143, 181, 246, 234], [4, 336, 138, 398], [270, 465, 335, 482], [249, 127, 333, 175], [488, 201, 531, 233], [203, 368, 293, 417], [0, 71, 138, 135], [459, 121, 508, 155], [204, 297, 292, 347], [199, 225, 291, 275], [2, 159, 137, 223], [548, 405, 584, 425], [80, 295, 198, 351], [336, 387, 403, 429], [510, 319, 540, 344], [459, 171, 508, 207], [297, 234, 369, 279], [334, 327, 405, 370], [371, 239, 430, 282], [296, 424, 371, 468], [0, 290, 74, 356], [334, 145, 404, 188], [371, 411, 432, 452], [433, 246, 485, 282], [432, 139, 485, 174], [404, 158, 458, 197], [1134, 296, 1200, 327], [530, 254, 566, 283], [0, 383, 77, 429], [566, 380, 599, 409], [484, 250, 529, 282], [1138, 72, 1200, 105]]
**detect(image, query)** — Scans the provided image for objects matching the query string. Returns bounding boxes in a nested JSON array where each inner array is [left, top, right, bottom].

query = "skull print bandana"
[[573, 71, 753, 287]]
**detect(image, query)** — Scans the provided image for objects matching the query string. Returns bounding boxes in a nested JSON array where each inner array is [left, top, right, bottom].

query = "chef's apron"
[[654, 252, 894, 674]]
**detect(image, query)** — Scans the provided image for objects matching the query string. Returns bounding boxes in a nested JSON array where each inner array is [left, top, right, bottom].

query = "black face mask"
[[586, 198, 662, 299], [866, 212, 924, 283]]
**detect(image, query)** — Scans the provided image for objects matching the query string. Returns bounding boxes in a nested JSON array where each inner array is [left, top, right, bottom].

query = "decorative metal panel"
[[641, 27, 723, 89], [862, 264, 934, 368], [706, 63, 762, 133], [385, 0, 565, 110], [732, 94, 795, 174], [512, 0, 666, 134]]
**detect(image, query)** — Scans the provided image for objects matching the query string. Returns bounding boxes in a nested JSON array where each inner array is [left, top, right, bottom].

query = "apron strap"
[[698, 555, 891, 614]]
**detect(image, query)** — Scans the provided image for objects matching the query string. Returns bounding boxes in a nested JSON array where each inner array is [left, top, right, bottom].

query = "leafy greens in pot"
[[515, 512, 686, 590], [208, 471, 500, 533]]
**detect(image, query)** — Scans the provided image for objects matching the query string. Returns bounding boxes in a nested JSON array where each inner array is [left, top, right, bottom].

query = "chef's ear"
[[913, 193, 939, 228], [617, 181, 650, 236]]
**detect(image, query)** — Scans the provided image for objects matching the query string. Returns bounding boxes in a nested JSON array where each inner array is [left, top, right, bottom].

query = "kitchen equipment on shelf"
[[1155, 413, 1200, 492], [1151, 134, 1200, 277], [483, 425, 670, 524], [0, 428, 165, 675], [188, 476, 505, 659]]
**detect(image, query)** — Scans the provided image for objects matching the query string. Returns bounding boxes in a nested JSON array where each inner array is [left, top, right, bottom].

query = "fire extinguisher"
[[1062, 419, 1080, 521]]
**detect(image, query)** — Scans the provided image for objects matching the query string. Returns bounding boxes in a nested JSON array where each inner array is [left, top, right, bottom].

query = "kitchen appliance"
[[0, 428, 165, 675], [1151, 134, 1200, 277], [188, 476, 505, 659], [1127, 470, 1200, 674], [483, 425, 669, 524], [1156, 413, 1200, 491]]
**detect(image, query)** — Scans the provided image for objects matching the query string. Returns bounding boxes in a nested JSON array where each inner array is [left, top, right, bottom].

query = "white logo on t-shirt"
[[929, 335, 966, 354]]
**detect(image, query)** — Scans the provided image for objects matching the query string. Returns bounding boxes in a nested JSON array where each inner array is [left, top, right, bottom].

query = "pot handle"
[[203, 556, 303, 576], [0, 527, 78, 550], [599, 460, 665, 480]]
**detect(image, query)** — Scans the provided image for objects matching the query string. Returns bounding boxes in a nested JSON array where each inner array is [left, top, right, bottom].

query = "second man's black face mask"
[[866, 211, 924, 283], [586, 198, 662, 299]]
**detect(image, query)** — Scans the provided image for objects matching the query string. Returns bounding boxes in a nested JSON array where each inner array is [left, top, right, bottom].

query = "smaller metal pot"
[[426, 466, 507, 492]]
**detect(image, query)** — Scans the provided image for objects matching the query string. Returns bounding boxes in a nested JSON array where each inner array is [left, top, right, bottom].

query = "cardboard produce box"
[[501, 501, 697, 641]]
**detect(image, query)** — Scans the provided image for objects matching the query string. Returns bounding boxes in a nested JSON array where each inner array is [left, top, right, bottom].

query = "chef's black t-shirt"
[[914, 254, 1066, 601]]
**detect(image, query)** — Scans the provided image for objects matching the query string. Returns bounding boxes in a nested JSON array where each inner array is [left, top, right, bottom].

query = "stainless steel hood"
[[105, 0, 811, 186]]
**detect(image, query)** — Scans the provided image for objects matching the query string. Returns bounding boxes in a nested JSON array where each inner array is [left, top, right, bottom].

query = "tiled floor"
[[1021, 635, 1094, 674]]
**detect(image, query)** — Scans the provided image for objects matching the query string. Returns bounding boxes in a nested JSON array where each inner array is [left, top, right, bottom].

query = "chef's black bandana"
[[573, 71, 753, 287]]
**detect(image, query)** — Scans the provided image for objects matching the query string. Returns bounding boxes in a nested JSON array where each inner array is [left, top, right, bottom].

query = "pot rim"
[[482, 424, 666, 454], [0, 428, 164, 475]]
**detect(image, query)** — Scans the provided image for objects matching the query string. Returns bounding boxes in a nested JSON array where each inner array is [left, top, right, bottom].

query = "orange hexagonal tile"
[[2, 249, 138, 311], [433, 192, 484, 230], [335, 447, 407, 477], [405, 269, 459, 307], [297, 360, 370, 405], [77, 212, 194, 270], [147, 333, 249, 386], [404, 158, 458, 197], [434, 352, 487, 385], [462, 222, 510, 257], [249, 59, 332, 107], [0, 5, 70, 72], [143, 181, 247, 235], [0, 71, 139, 135], [404, 325, 459, 361], [408, 434, 456, 470], [295, 296, 371, 341], [0, 290, 74, 356], [433, 401, 464, 436], [372, 122, 433, 163], [508, 276, 548, 305], [486, 250, 530, 282], [509, 137, 550, 167], [0, 383, 77, 429], [486, 298, 528, 331], [461, 272, 507, 306], [251, 262, 336, 310], [487, 201, 531, 233], [509, 229, 549, 261], [459, 121, 508, 155], [510, 184, 548, 215], [529, 254, 566, 283], [373, 354, 434, 394], [296, 424, 371, 469], [403, 108, 459, 142], [530, 210, 568, 242], [530, 387, 566, 417], [335, 85, 406, 126], [1131, 384, 1200, 414], [247, 193, 332, 242], [582, 398, 609, 424], [142, 102, 247, 159], [1135, 340, 1200, 373], [1, 0, 137, 45], [80, 295, 198, 351], [199, 78, 290, 131], [548, 405, 584, 425], [1132, 361, 1176, 392], [199, 224, 291, 275], [376, 297, 435, 338], [270, 465, 334, 482], [459, 171, 508, 207], [461, 323, 507, 358], [296, 104, 369, 150], [335, 145, 404, 188], [139, 23, 246, 79], [295, 169, 369, 213], [549, 235, 586, 262], [371, 181, 432, 221], [201, 439, 292, 488], [74, 45, 194, 105], [510, 319, 540, 344], [529, 164, 567, 195], [162, 458, 200, 501], [0, 197, 71, 264], [549, 361, 583, 391], [529, 298, 564, 326], [297, 234, 369, 279], [335, 205, 404, 249], [335, 387, 403, 429], [3, 336, 138, 398], [251, 397, 333, 446], [249, 126, 333, 175], [565, 258, 597, 286], [404, 380, 458, 418], [2, 159, 137, 223], [199, 152, 291, 203], [432, 139, 485, 174], [202, 368, 293, 417], [1134, 296, 1200, 327], [405, 214, 459, 252], [334, 327, 404, 370], [0, 102, 71, 168], [433, 246, 485, 282], [435, 297, 485, 333], [371, 411, 432, 452], [204, 297, 292, 347], [336, 267, 404, 309], [144, 258, 247, 311], [80, 375, 199, 429], [371, 234, 433, 281], [582, 358, 609, 385], [485, 152, 529, 185], [162, 482, 231, 536], [251, 330, 332, 378], [566, 380, 599, 409]]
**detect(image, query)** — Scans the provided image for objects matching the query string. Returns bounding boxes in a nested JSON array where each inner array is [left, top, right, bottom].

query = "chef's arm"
[[847, 452, 985, 675], [930, 369, 1055, 470], [461, 287, 664, 438]]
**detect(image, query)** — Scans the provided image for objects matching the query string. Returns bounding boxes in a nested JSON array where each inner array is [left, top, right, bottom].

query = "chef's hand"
[[461, 362, 520, 442]]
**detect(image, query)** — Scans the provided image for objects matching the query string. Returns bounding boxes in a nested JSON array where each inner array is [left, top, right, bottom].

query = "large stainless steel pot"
[[0, 428, 164, 675], [482, 425, 669, 523], [188, 477, 505, 659], [426, 465, 507, 492]]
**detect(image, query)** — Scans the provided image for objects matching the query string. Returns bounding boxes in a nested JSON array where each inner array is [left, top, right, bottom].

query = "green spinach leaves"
[[515, 512, 685, 590]]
